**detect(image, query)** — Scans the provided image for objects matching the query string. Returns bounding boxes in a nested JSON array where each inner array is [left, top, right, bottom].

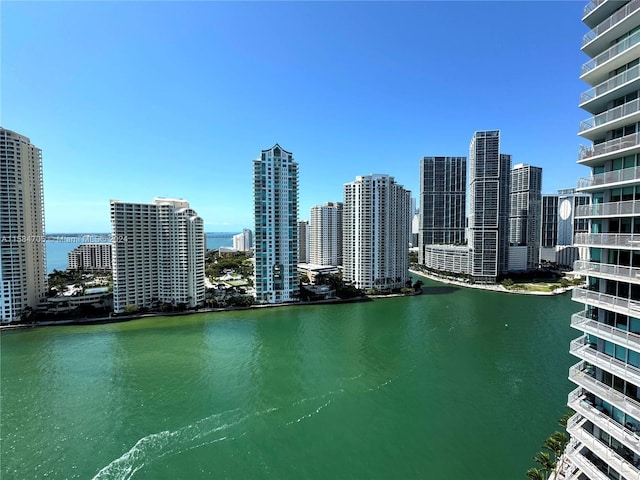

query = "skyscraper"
[[253, 144, 299, 303], [298, 220, 310, 264], [509, 163, 542, 270], [468, 130, 511, 283], [418, 156, 466, 264], [111, 198, 205, 313], [232, 228, 253, 252], [343, 174, 411, 292], [0, 128, 47, 323], [565, 2, 640, 478], [309, 202, 343, 266]]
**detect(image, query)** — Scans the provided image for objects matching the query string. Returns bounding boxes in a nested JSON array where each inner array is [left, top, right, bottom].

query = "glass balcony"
[[582, 0, 640, 47], [571, 335, 640, 387], [564, 437, 610, 480], [568, 386, 640, 456], [573, 232, 640, 249], [579, 97, 640, 133], [571, 311, 640, 352], [575, 199, 640, 218], [567, 414, 640, 479], [582, 29, 640, 77], [573, 287, 640, 319], [580, 64, 640, 106], [583, 0, 607, 18], [577, 166, 640, 189], [574, 260, 640, 285]]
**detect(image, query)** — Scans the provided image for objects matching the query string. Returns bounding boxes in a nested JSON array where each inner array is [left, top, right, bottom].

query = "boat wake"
[[92, 373, 396, 479]]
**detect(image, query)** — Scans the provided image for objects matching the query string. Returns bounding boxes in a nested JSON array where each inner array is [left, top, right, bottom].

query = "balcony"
[[575, 199, 640, 218], [568, 386, 640, 456], [578, 132, 640, 166], [573, 232, 640, 250], [573, 260, 640, 285], [579, 64, 640, 114], [564, 437, 610, 480], [582, 0, 640, 56], [567, 414, 640, 479], [570, 335, 640, 386], [582, 29, 640, 85], [572, 287, 640, 318], [579, 97, 640, 140], [571, 311, 640, 352], [577, 166, 640, 191]]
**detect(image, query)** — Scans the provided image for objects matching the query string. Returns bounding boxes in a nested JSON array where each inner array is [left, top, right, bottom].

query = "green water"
[[1, 278, 577, 479]]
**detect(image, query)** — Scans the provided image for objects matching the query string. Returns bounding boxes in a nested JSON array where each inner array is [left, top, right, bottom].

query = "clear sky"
[[2, 1, 590, 233]]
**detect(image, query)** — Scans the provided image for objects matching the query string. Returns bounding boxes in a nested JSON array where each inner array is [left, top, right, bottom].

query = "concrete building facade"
[[309, 202, 343, 266], [232, 228, 253, 252], [0, 128, 47, 323], [111, 198, 205, 313], [565, 2, 640, 479], [468, 130, 511, 283], [68, 243, 112, 272], [509, 163, 543, 270], [343, 174, 411, 292]]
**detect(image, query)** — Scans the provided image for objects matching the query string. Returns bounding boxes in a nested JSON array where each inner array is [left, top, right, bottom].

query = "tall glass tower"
[[253, 144, 299, 304], [565, 1, 640, 478]]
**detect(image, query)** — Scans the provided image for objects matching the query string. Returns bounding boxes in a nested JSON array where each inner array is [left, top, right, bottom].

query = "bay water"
[[0, 279, 577, 479]]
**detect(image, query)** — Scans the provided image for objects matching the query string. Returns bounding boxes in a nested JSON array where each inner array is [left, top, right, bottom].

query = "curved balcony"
[[568, 386, 640, 456], [577, 166, 640, 191], [579, 97, 640, 140], [579, 64, 640, 114], [575, 199, 640, 218], [582, 0, 640, 55], [573, 232, 640, 250], [572, 287, 640, 318], [571, 311, 640, 353], [582, 29, 640, 85], [570, 335, 640, 386], [567, 414, 640, 479], [564, 437, 610, 480], [573, 260, 640, 285]]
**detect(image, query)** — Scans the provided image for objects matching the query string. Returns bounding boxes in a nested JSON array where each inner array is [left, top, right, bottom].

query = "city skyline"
[[3, 1, 590, 233]]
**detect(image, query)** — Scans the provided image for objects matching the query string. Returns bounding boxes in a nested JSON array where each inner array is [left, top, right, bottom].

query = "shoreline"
[[1, 272, 570, 332], [409, 268, 573, 296]]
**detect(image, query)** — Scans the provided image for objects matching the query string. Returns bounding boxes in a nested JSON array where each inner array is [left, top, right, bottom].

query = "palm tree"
[[533, 451, 554, 477], [551, 431, 569, 450], [526, 467, 546, 480], [543, 436, 563, 459]]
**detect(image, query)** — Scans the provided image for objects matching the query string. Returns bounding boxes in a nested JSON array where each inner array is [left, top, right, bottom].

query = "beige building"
[[111, 198, 205, 313], [309, 202, 343, 267], [0, 128, 47, 323], [68, 243, 112, 272]]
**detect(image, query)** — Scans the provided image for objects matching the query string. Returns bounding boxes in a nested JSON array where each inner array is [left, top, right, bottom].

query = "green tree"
[[533, 451, 553, 477], [526, 467, 546, 480]]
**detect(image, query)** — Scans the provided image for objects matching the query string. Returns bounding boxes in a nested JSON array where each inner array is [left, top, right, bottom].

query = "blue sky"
[[3, 1, 590, 233]]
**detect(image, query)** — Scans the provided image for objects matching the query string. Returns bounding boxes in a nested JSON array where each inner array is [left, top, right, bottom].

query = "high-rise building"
[[343, 174, 411, 291], [0, 128, 47, 323], [418, 156, 466, 264], [253, 144, 299, 304], [565, 2, 640, 479], [541, 194, 560, 249], [298, 220, 310, 264], [232, 228, 253, 252], [309, 202, 343, 266], [509, 163, 542, 270], [111, 198, 205, 314], [468, 130, 511, 283], [68, 243, 112, 272]]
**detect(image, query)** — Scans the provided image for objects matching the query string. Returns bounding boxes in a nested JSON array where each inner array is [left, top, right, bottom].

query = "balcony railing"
[[583, 0, 607, 18], [568, 385, 640, 455], [583, 0, 640, 47], [571, 311, 640, 352], [579, 97, 640, 133], [565, 441, 610, 480], [575, 199, 640, 217], [582, 29, 640, 77], [570, 335, 640, 387], [573, 260, 640, 285], [580, 64, 640, 106], [572, 287, 640, 318], [574, 232, 640, 249], [577, 166, 640, 189], [578, 132, 640, 162], [567, 414, 640, 479]]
